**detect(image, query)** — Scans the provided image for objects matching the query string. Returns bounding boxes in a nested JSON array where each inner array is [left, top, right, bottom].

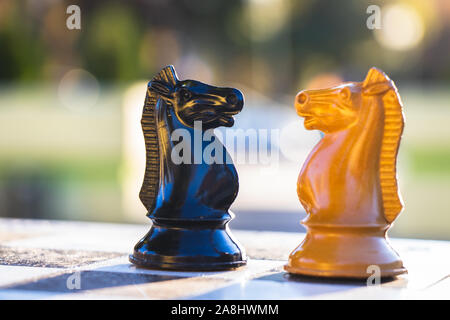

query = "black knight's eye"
[[179, 88, 192, 101]]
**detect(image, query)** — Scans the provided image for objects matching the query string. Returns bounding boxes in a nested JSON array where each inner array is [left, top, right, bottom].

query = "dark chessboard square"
[[4, 270, 184, 293]]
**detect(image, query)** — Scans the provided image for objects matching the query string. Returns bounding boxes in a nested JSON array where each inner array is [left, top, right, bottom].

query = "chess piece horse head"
[[139, 65, 243, 220], [295, 67, 404, 225], [131, 65, 247, 270], [285, 68, 407, 278]]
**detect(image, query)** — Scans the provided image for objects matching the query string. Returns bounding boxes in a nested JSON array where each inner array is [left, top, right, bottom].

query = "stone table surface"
[[0, 218, 449, 300]]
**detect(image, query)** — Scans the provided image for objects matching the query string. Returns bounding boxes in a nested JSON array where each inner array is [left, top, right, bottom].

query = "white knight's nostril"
[[297, 93, 308, 105]]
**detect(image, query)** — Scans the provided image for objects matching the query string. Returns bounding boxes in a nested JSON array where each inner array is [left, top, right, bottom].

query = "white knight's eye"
[[340, 88, 350, 100]]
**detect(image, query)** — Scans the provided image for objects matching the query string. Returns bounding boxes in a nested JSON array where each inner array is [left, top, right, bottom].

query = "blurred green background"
[[0, 0, 449, 239]]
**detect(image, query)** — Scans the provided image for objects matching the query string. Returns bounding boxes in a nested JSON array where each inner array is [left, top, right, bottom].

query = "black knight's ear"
[[148, 80, 173, 99], [147, 65, 179, 101]]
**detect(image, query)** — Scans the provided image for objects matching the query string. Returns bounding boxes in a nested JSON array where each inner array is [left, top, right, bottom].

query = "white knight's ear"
[[362, 67, 389, 88], [362, 82, 391, 96], [362, 67, 392, 95]]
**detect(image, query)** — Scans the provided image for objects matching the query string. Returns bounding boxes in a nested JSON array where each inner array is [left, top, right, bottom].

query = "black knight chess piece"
[[130, 65, 247, 270]]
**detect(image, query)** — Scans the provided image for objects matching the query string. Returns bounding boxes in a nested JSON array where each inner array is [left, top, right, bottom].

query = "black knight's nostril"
[[297, 93, 308, 105], [226, 93, 238, 105]]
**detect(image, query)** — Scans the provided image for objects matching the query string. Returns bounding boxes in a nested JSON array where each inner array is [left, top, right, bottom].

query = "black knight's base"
[[130, 216, 246, 271]]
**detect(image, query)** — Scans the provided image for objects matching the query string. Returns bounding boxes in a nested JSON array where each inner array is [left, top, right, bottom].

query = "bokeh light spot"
[[375, 4, 425, 51], [58, 69, 100, 111]]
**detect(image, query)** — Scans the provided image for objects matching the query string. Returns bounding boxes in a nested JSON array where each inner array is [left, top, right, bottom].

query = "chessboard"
[[0, 218, 449, 300]]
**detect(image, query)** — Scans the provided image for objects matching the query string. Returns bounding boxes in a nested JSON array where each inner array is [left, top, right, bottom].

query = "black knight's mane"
[[139, 66, 178, 213]]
